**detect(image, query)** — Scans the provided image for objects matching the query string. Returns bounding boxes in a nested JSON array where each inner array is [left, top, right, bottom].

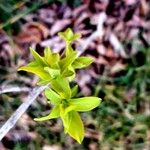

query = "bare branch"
[[0, 85, 48, 141]]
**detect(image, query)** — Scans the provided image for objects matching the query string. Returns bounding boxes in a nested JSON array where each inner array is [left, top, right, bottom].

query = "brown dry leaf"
[[17, 113, 35, 130], [110, 62, 126, 74], [89, 142, 99, 150], [140, 0, 149, 17], [85, 128, 100, 140], [49, 120, 62, 133], [105, 47, 119, 58], [27, 132, 38, 140], [95, 56, 109, 65], [15, 22, 49, 44], [114, 22, 124, 33]]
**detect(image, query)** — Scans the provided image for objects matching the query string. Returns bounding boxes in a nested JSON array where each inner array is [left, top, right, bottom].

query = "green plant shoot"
[[18, 28, 101, 143]]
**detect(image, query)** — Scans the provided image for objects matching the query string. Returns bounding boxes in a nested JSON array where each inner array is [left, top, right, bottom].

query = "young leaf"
[[59, 50, 77, 72], [44, 47, 60, 67], [70, 97, 101, 112], [44, 47, 52, 60], [61, 114, 69, 133], [67, 66, 75, 80], [72, 56, 94, 69], [64, 105, 76, 115], [71, 85, 78, 98], [51, 77, 71, 99], [34, 106, 60, 121], [18, 62, 50, 80], [60, 104, 70, 133], [58, 28, 81, 44], [66, 111, 84, 144], [65, 45, 75, 56], [61, 67, 74, 78], [37, 79, 51, 85], [30, 47, 46, 66], [44, 67, 60, 78], [44, 88, 61, 105]]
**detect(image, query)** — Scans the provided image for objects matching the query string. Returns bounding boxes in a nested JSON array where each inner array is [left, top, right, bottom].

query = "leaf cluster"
[[18, 28, 101, 143]]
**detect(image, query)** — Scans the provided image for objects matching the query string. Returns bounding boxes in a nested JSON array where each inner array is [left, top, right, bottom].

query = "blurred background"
[[0, 0, 150, 149]]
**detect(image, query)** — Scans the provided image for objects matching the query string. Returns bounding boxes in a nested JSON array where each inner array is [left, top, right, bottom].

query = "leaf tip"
[[17, 66, 25, 71], [76, 136, 84, 144]]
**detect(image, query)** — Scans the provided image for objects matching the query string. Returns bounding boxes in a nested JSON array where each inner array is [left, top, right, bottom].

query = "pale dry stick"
[[109, 33, 127, 58], [77, 12, 107, 56], [0, 86, 30, 94], [0, 85, 48, 141]]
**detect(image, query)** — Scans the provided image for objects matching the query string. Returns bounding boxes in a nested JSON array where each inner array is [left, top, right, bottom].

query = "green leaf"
[[61, 114, 69, 133], [66, 111, 84, 144], [70, 97, 101, 112], [44, 47, 60, 67], [44, 47, 52, 60], [67, 66, 75, 81], [72, 56, 94, 69], [51, 77, 71, 99], [44, 88, 61, 105], [44, 67, 60, 78], [37, 79, 51, 85], [18, 62, 50, 80], [61, 67, 74, 78], [34, 106, 60, 121], [30, 47, 46, 66], [60, 104, 69, 133], [58, 28, 81, 44], [51, 53, 60, 67], [65, 45, 75, 56], [59, 50, 77, 72], [64, 105, 76, 115], [71, 85, 78, 98]]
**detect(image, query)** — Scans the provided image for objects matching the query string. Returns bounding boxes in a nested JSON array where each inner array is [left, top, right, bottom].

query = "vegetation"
[[18, 28, 101, 143], [0, 0, 149, 149]]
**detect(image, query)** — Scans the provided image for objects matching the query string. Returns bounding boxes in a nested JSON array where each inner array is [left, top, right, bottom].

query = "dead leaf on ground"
[[15, 22, 49, 44]]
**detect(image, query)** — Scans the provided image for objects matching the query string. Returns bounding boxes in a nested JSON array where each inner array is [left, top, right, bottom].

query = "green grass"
[[0, 0, 81, 32]]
